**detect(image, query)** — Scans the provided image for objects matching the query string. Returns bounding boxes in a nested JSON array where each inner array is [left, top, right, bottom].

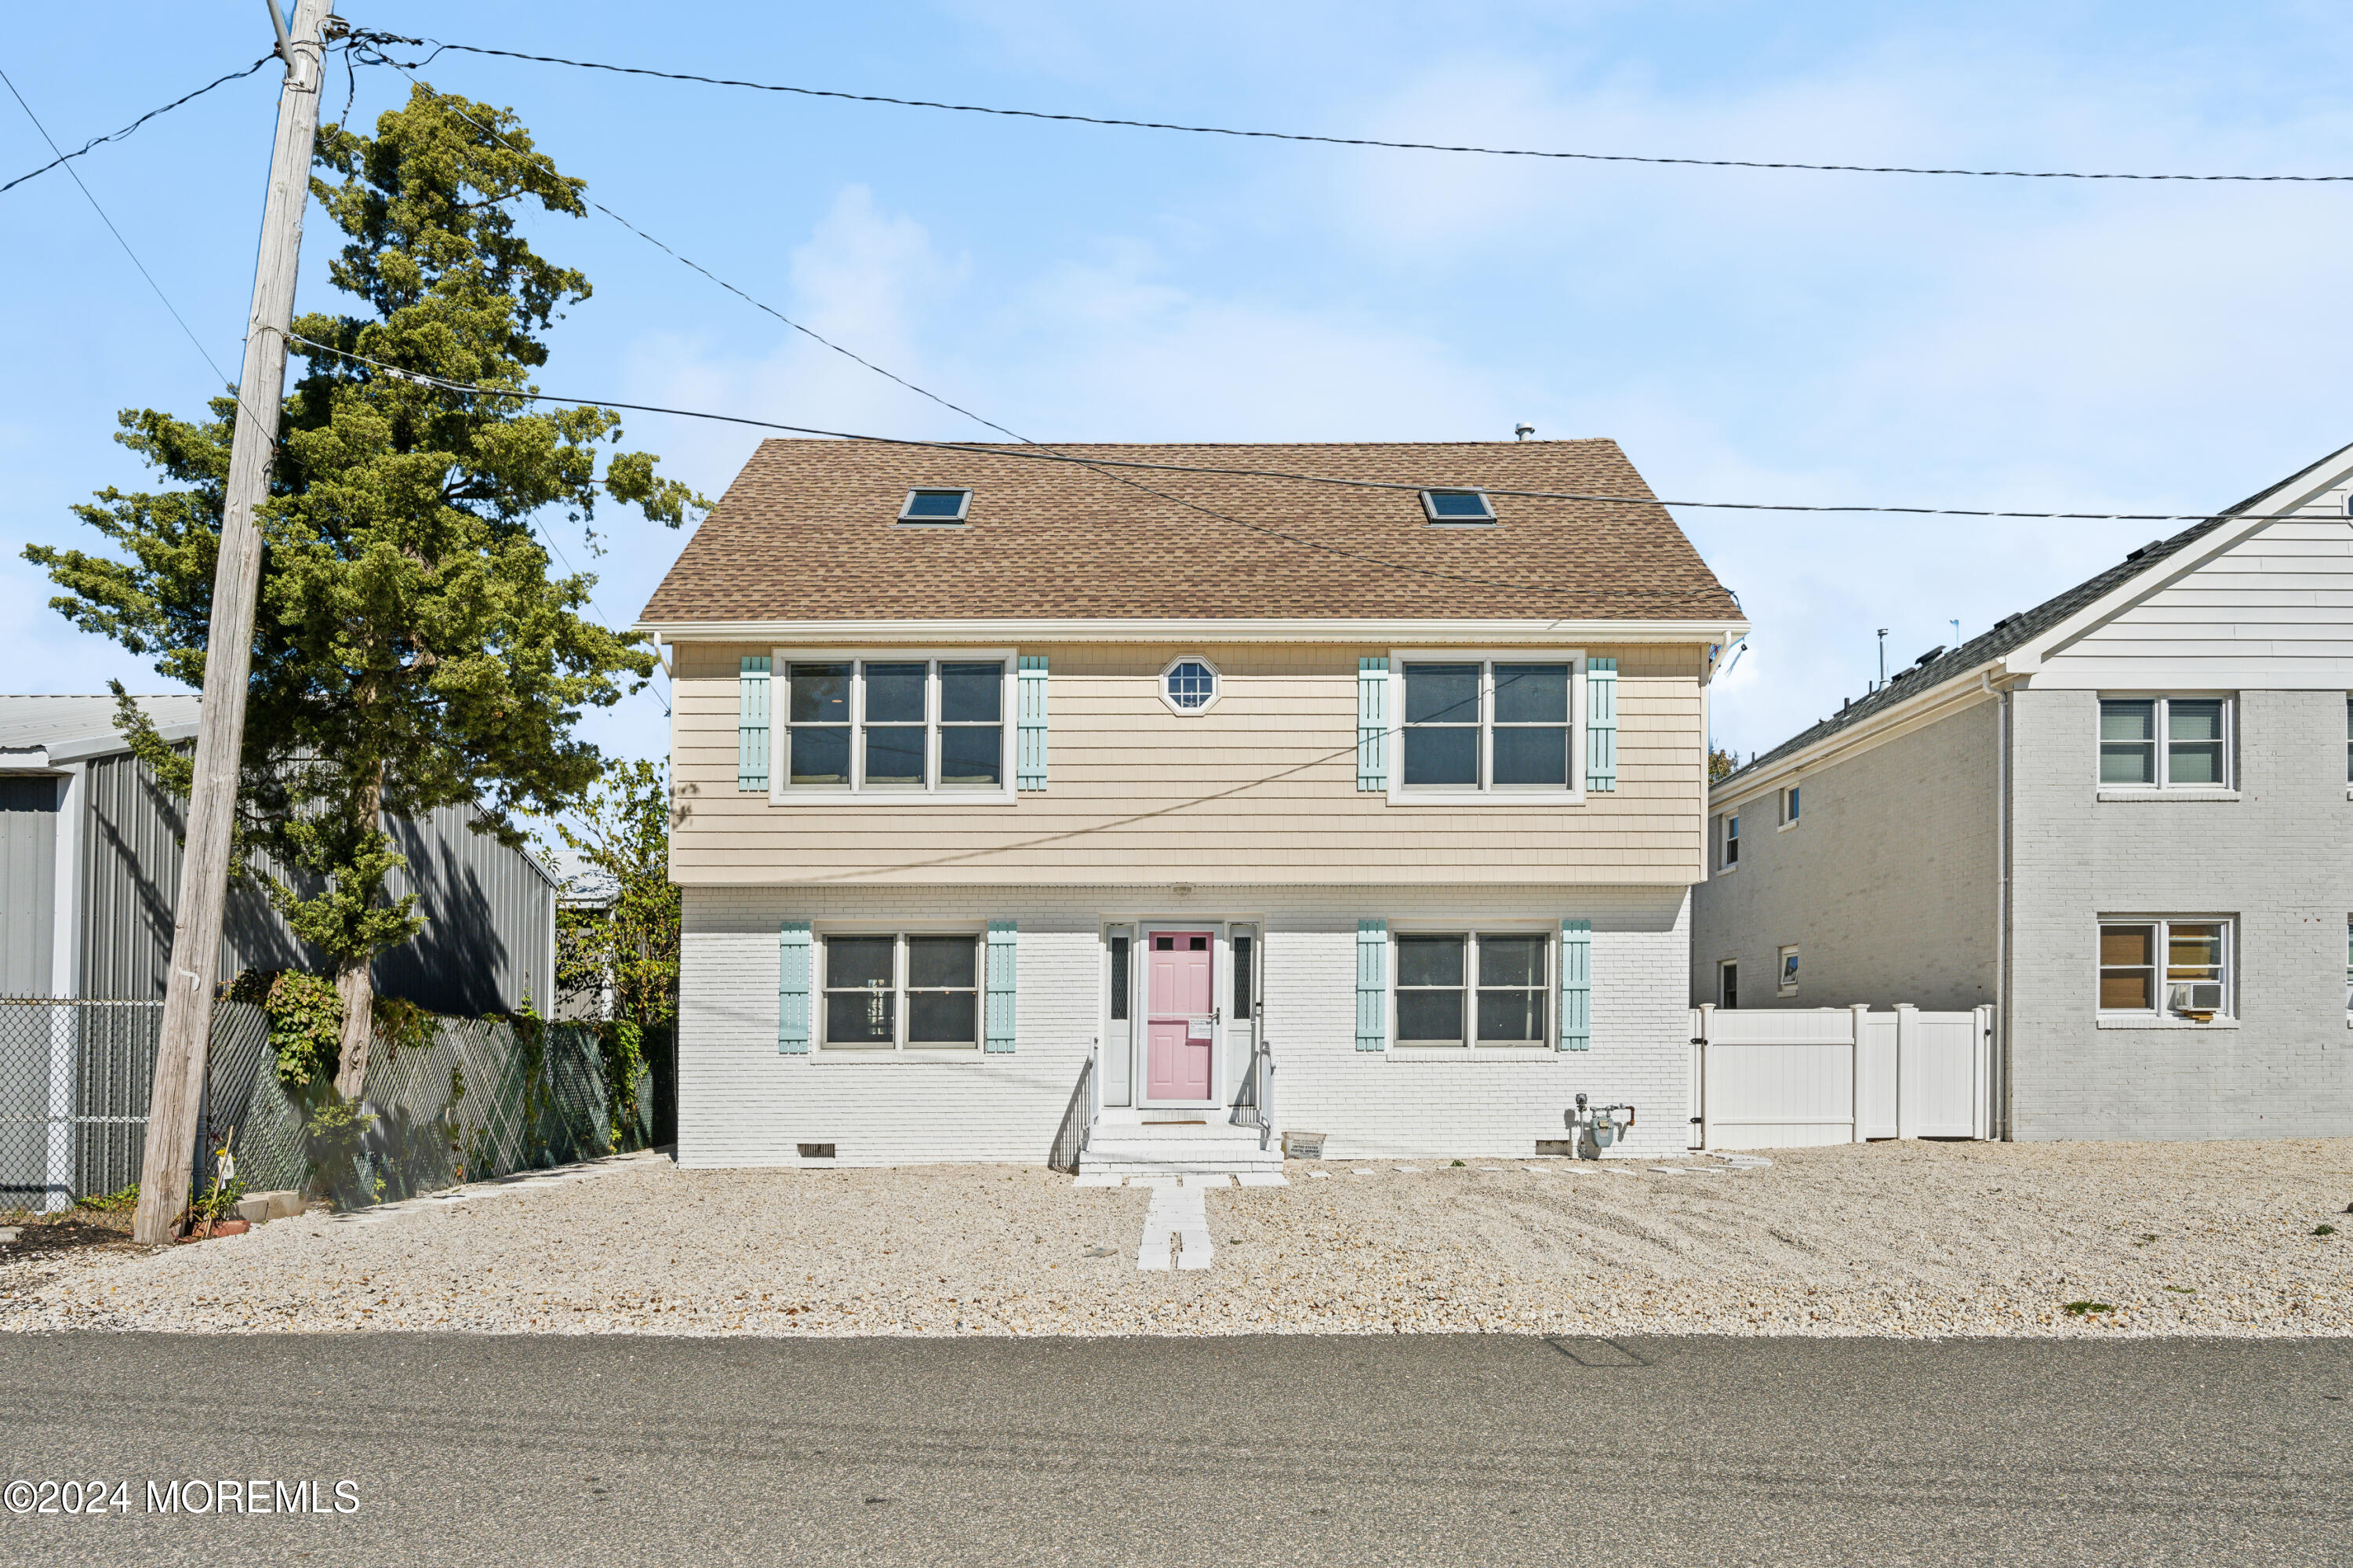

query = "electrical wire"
[[286, 332, 2310, 528], [0, 64, 242, 398], [0, 53, 278, 195], [349, 32, 2353, 184], [284, 332, 1732, 608], [311, 55, 1733, 606]]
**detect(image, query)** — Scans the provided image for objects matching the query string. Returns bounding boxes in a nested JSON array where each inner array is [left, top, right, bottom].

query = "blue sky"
[[9, 1, 2353, 772]]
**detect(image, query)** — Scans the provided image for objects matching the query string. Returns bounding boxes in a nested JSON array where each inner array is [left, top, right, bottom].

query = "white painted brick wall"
[[2008, 689, 2353, 1140], [679, 884, 1694, 1166]]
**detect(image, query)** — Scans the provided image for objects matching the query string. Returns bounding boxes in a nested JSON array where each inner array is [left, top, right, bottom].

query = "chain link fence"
[[0, 995, 650, 1214]]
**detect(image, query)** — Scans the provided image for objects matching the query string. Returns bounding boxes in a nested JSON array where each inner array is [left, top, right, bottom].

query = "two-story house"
[[638, 438, 1744, 1167], [1693, 438, 2353, 1141]]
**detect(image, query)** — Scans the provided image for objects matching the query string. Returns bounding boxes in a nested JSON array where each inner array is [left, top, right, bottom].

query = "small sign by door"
[[1187, 1015, 1213, 1040]]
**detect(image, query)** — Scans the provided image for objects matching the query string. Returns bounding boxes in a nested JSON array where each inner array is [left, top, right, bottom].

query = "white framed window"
[[1158, 656, 1221, 715], [818, 931, 984, 1050], [1392, 930, 1551, 1048], [1779, 784, 1801, 828], [2344, 697, 2351, 784], [1777, 945, 1799, 995], [1720, 812, 1740, 871], [1718, 959, 1739, 1010], [773, 649, 1014, 802], [2098, 918, 2231, 1020], [1389, 650, 1584, 802], [2098, 696, 2232, 789], [2344, 919, 2351, 1014]]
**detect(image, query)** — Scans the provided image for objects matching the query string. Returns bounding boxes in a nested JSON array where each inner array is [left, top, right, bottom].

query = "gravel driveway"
[[6, 1139, 2348, 1337]]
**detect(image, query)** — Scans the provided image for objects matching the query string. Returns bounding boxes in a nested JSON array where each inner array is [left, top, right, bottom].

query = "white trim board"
[[642, 617, 1747, 646]]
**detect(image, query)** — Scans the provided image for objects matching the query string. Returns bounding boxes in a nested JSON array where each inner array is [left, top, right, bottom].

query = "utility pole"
[[131, 0, 336, 1245]]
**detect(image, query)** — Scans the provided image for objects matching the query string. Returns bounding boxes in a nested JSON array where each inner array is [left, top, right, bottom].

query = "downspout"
[[1988, 671, 2012, 1141]]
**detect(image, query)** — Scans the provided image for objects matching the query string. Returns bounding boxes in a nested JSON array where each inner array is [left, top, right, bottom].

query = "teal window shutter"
[[1585, 657, 1617, 792], [1355, 919, 1387, 1050], [1558, 919, 1591, 1050], [1357, 657, 1389, 791], [739, 656, 772, 792], [984, 920, 1018, 1052], [1016, 656, 1049, 791], [778, 919, 812, 1053]]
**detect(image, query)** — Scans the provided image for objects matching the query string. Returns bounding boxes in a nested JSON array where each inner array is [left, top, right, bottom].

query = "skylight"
[[899, 488, 973, 523], [1420, 489, 1495, 523]]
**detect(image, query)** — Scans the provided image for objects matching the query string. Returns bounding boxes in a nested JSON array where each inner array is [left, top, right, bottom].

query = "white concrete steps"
[[1078, 1118, 1282, 1177]]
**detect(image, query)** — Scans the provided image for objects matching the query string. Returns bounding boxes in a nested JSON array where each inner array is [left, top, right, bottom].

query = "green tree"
[[1708, 746, 1740, 783], [547, 758, 680, 1031], [26, 85, 704, 1098]]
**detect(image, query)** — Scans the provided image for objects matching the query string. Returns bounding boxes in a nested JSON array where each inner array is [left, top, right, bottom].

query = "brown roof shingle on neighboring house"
[[637, 438, 1740, 624]]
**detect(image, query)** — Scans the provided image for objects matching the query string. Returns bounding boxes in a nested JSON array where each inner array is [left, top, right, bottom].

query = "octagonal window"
[[1162, 657, 1220, 714]]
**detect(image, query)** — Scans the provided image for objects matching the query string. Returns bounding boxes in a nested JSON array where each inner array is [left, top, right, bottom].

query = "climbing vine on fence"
[[231, 969, 344, 1089], [599, 1020, 646, 1152], [373, 995, 436, 1066]]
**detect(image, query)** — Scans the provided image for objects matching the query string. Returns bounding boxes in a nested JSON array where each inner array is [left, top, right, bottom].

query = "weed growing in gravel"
[[2314, 1224, 2337, 1238], [2163, 1286, 2195, 1293], [2063, 1301, 2115, 1316]]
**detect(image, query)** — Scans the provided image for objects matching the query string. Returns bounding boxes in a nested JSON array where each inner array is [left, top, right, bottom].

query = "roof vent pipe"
[[1514, 423, 1534, 442]]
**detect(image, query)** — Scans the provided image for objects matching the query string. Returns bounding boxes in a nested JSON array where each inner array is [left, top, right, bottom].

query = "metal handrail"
[[1231, 1035, 1275, 1149], [1084, 1040, 1100, 1151]]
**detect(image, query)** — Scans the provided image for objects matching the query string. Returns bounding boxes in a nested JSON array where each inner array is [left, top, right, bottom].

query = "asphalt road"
[[0, 1333, 2344, 1566]]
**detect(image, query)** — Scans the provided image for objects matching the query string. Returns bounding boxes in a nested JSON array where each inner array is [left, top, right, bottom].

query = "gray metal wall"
[[75, 749, 553, 1016], [0, 778, 58, 994], [79, 750, 302, 999], [377, 800, 557, 1016]]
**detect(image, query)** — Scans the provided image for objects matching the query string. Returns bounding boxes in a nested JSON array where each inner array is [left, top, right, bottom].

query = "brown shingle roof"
[[637, 438, 1739, 624]]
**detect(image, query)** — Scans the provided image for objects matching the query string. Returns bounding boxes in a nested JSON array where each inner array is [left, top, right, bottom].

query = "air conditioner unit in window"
[[2167, 981, 2225, 1016]]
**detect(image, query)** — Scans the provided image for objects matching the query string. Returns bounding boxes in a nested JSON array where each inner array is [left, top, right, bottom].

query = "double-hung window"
[[2098, 697, 2231, 789], [1721, 813, 1740, 871], [820, 932, 983, 1049], [1395, 656, 1577, 797], [2098, 918, 2231, 1020], [1394, 932, 1551, 1047], [782, 654, 1010, 797]]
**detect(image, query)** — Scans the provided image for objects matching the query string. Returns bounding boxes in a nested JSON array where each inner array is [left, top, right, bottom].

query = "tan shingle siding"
[[671, 641, 1706, 886]]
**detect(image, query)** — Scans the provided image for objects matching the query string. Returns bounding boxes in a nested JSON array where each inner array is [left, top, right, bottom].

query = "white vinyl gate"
[[1689, 1003, 1993, 1149]]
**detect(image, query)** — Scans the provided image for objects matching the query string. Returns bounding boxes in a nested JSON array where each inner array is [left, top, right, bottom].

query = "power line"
[[286, 333, 2305, 528], [0, 65, 240, 391], [325, 56, 1734, 606], [351, 31, 2353, 184], [0, 53, 277, 196]]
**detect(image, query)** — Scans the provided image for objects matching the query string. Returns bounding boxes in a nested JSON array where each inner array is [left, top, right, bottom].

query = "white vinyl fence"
[[1689, 1003, 1994, 1150]]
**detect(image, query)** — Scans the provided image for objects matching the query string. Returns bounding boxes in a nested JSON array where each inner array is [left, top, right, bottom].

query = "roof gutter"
[[635, 616, 1751, 646], [1711, 657, 2008, 808]]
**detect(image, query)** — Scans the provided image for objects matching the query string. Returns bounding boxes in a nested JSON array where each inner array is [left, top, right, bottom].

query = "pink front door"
[[1144, 931, 1216, 1102]]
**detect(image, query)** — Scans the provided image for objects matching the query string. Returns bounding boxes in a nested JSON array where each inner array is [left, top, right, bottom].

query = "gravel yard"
[[5, 1138, 2349, 1338]]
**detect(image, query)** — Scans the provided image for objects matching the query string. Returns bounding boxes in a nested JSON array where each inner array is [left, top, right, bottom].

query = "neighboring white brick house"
[[640, 438, 1745, 1166], [1693, 440, 2353, 1141]]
